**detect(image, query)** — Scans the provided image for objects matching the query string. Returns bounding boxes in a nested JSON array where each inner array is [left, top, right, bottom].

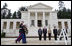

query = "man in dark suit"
[[53, 26, 57, 40], [38, 27, 42, 41], [43, 27, 47, 40]]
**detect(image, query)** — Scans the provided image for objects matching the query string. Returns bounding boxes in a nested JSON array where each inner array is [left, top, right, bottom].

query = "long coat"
[[38, 29, 42, 35], [53, 29, 57, 35], [43, 28, 47, 34]]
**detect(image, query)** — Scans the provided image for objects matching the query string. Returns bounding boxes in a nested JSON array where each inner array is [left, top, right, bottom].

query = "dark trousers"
[[48, 33, 51, 40], [22, 33, 26, 43], [16, 33, 26, 43], [54, 34, 57, 40], [39, 34, 42, 40], [16, 33, 22, 41], [66, 29, 68, 33], [43, 34, 46, 40], [18, 33, 22, 42]]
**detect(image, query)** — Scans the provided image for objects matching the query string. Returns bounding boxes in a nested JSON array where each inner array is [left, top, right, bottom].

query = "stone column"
[[49, 12, 53, 36], [13, 21, 16, 30], [6, 21, 10, 33], [1, 21, 3, 33], [43, 12, 45, 27], [62, 21, 65, 29], [13, 21, 17, 35], [68, 21, 71, 30], [35, 12, 37, 27], [67, 21, 71, 34], [28, 12, 30, 27]]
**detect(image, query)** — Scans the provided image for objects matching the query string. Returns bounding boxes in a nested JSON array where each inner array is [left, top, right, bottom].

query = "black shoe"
[[44, 40, 46, 41], [15, 40, 17, 43], [55, 39, 57, 40], [22, 42, 26, 44], [39, 40, 41, 41]]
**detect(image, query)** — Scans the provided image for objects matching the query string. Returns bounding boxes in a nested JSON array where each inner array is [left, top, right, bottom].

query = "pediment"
[[28, 3, 53, 9]]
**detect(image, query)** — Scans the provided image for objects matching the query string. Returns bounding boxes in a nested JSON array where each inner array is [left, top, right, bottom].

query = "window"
[[64, 22, 68, 28], [10, 22, 13, 29], [58, 22, 62, 29], [16, 22, 20, 29], [38, 20, 42, 27], [45, 20, 48, 26], [31, 20, 35, 26], [3, 22, 7, 29]]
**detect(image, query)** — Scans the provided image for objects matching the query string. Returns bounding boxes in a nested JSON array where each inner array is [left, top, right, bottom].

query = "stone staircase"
[[5, 27, 71, 38]]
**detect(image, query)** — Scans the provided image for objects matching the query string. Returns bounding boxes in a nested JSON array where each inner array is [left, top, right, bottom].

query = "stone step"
[[1, 38, 71, 45]]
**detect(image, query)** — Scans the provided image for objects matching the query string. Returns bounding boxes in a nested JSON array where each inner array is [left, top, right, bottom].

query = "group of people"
[[38, 26, 68, 41], [38, 26, 58, 41], [15, 21, 68, 43], [15, 21, 28, 43]]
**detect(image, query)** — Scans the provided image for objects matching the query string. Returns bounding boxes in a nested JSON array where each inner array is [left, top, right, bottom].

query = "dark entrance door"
[[38, 20, 42, 27]]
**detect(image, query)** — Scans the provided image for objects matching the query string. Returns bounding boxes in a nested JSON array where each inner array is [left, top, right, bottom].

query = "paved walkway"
[[1, 38, 71, 45]]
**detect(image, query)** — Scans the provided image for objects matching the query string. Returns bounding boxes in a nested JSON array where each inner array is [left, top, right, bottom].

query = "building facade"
[[1, 3, 71, 37]]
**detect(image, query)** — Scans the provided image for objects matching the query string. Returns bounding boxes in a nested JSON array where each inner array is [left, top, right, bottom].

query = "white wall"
[[1, 17, 71, 37]]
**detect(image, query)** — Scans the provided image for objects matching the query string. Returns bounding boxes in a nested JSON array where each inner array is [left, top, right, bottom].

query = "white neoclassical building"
[[1, 3, 71, 37]]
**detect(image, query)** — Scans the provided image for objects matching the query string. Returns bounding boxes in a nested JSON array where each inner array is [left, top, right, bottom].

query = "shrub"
[[1, 32, 6, 38]]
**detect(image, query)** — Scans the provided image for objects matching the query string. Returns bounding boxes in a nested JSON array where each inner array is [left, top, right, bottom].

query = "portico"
[[28, 12, 49, 27]]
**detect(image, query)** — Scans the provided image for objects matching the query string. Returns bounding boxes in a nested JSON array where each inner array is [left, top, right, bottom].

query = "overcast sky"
[[1, 1, 71, 13]]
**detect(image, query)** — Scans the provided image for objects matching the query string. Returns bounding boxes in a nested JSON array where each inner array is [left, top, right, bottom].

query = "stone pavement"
[[1, 38, 71, 45]]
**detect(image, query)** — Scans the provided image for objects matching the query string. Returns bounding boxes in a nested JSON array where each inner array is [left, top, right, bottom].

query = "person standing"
[[53, 26, 57, 40], [38, 27, 42, 41], [43, 26, 47, 40], [48, 27, 51, 40]]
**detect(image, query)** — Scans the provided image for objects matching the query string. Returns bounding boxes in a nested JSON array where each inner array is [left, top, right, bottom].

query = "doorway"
[[38, 20, 42, 27]]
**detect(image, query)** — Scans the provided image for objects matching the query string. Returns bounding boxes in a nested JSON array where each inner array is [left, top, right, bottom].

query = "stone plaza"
[[1, 38, 71, 45]]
